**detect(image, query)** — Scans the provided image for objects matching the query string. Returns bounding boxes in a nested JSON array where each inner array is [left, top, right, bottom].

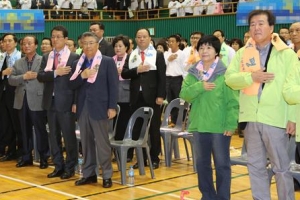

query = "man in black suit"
[[70, 32, 118, 188], [37, 25, 79, 179], [121, 28, 166, 169], [0, 33, 22, 162], [89, 22, 115, 57]]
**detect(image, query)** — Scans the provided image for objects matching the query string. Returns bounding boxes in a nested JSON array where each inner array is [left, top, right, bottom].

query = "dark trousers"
[[128, 92, 162, 162], [0, 90, 22, 156], [47, 100, 77, 172], [114, 102, 131, 141], [166, 76, 183, 124], [19, 95, 49, 162]]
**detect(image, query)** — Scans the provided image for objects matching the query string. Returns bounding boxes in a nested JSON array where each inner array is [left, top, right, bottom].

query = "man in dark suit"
[[121, 28, 166, 169], [0, 33, 22, 162], [8, 35, 49, 169], [89, 22, 115, 57], [37, 25, 79, 179], [69, 32, 118, 188]]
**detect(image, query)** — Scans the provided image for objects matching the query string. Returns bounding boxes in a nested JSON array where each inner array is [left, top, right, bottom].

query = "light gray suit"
[[9, 55, 44, 111], [8, 54, 49, 163]]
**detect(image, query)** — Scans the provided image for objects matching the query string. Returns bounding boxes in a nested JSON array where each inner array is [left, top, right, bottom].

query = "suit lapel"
[[31, 56, 42, 72]]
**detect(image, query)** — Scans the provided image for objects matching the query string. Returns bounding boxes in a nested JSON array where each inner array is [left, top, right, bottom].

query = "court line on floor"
[[132, 173, 250, 200], [0, 174, 88, 200]]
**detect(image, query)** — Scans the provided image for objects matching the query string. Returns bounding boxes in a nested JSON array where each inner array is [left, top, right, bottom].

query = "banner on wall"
[[236, 0, 300, 26], [0, 10, 44, 33]]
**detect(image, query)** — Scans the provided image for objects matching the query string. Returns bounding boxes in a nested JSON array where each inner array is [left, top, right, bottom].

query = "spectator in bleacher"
[[57, 0, 73, 18], [204, 0, 217, 15], [279, 27, 292, 46], [89, 22, 115, 57], [130, 0, 138, 11], [213, 29, 236, 67], [43, 0, 58, 19], [181, 0, 193, 16], [40, 37, 53, 54], [19, 0, 31, 10], [168, 0, 179, 17], [71, 0, 83, 15], [66, 39, 77, 53], [192, 0, 204, 15], [146, 0, 159, 18], [229, 38, 243, 52], [0, 0, 13, 9], [177, 0, 185, 17], [86, 0, 97, 18], [80, 2, 89, 19]]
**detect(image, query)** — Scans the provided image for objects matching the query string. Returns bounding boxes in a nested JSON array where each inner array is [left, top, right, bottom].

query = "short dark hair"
[[229, 38, 244, 48], [2, 33, 18, 43], [279, 27, 289, 32], [156, 41, 168, 52], [135, 28, 150, 37], [168, 34, 181, 43], [42, 37, 52, 47], [23, 35, 39, 45], [248, 10, 276, 26], [90, 22, 105, 30], [197, 35, 221, 56], [213, 29, 225, 37], [190, 31, 204, 37], [51, 25, 68, 38], [68, 38, 77, 48], [112, 35, 130, 53]]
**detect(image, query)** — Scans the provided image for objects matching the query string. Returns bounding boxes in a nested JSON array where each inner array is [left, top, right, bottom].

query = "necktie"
[[6, 55, 10, 67], [54, 53, 59, 69], [141, 51, 145, 63]]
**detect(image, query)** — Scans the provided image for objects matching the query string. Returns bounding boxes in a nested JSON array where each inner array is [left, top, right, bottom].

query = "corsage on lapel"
[[131, 55, 137, 63]]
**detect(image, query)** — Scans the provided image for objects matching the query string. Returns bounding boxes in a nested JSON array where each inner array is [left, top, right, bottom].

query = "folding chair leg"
[[145, 146, 155, 179], [136, 147, 145, 175], [183, 138, 190, 161], [173, 139, 180, 159], [119, 148, 129, 185]]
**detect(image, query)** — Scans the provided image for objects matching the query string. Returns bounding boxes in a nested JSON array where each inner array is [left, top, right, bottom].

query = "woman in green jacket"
[[180, 35, 239, 200]]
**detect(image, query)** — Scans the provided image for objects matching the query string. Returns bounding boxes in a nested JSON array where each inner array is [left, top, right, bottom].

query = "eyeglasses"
[[51, 35, 64, 40], [289, 29, 300, 34], [82, 41, 97, 47]]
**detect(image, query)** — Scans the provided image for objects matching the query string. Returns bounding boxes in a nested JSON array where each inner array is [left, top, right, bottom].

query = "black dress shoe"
[[75, 175, 97, 186], [47, 169, 64, 178], [0, 153, 17, 162], [152, 161, 160, 169], [103, 178, 112, 188], [133, 161, 148, 169], [39, 160, 48, 169], [60, 171, 75, 179], [16, 160, 33, 168]]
